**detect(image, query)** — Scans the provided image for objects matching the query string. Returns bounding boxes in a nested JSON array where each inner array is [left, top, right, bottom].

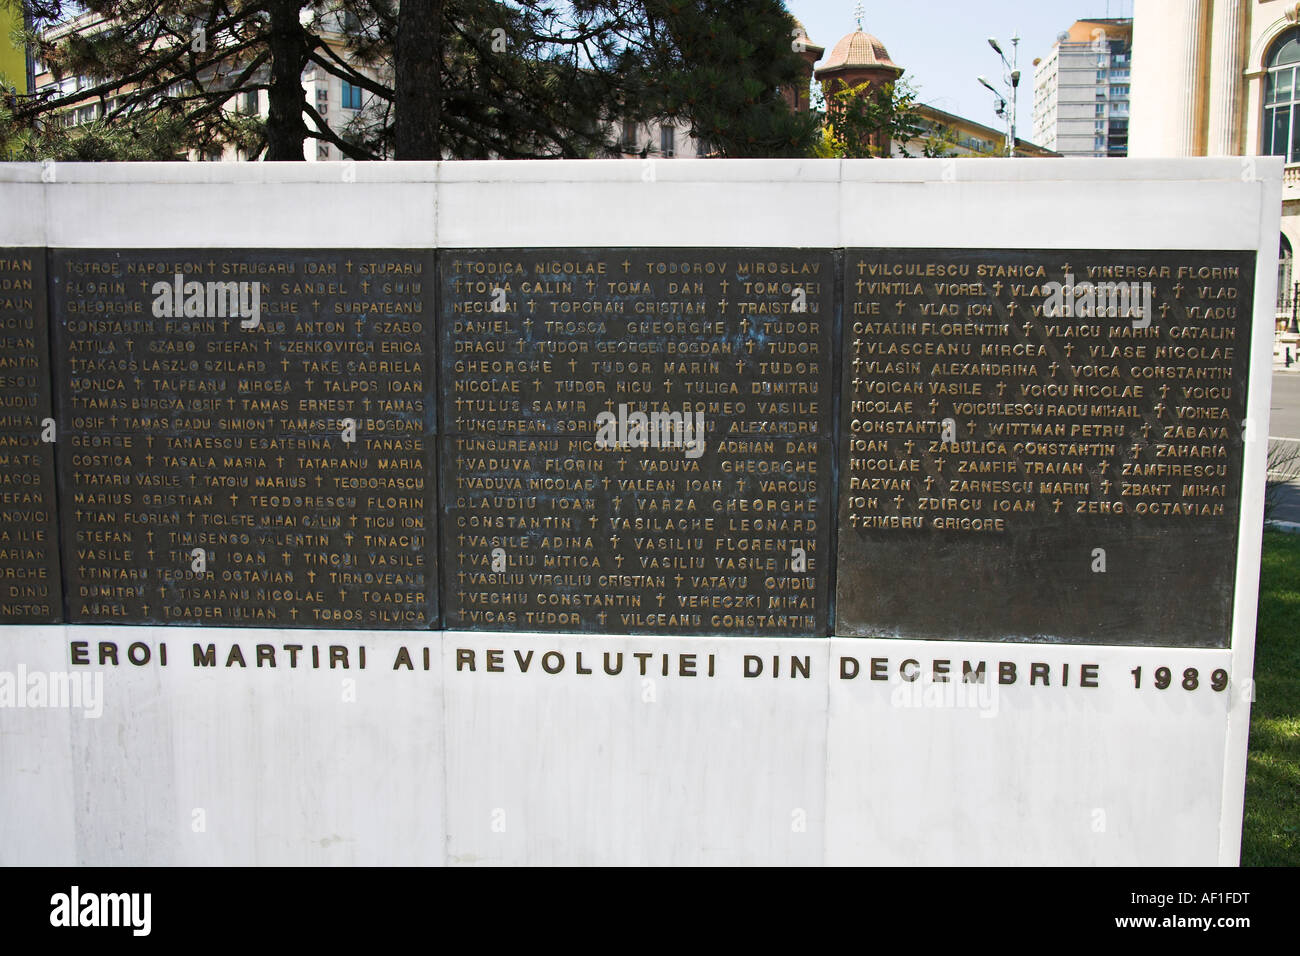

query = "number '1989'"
[[1131, 666, 1228, 691]]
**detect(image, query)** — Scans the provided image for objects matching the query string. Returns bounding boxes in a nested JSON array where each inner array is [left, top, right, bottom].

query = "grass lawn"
[[1242, 530, 1300, 865]]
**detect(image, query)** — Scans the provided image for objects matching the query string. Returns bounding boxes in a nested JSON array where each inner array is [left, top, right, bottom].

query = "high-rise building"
[[1032, 18, 1133, 157]]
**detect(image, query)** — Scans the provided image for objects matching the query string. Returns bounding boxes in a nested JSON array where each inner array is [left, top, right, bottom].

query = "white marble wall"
[[0, 159, 1281, 864]]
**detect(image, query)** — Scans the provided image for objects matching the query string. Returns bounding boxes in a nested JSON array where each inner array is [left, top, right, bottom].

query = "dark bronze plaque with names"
[[836, 248, 1254, 647], [50, 249, 437, 628], [0, 250, 62, 624], [439, 248, 836, 635]]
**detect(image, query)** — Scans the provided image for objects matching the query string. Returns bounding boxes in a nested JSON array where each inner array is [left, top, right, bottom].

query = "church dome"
[[819, 29, 900, 74]]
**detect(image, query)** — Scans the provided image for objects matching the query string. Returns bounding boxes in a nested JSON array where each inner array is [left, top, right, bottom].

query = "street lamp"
[[978, 32, 1020, 156]]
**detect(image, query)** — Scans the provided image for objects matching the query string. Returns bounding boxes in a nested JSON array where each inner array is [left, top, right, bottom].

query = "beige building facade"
[[1130, 0, 1300, 325]]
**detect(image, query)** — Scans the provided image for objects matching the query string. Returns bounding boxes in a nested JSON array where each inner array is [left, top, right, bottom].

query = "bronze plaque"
[[836, 249, 1254, 647], [51, 249, 437, 628], [0, 250, 62, 623], [439, 248, 835, 635]]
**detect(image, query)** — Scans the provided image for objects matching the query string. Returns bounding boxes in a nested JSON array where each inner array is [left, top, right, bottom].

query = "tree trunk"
[[394, 0, 442, 160], [265, 0, 310, 160]]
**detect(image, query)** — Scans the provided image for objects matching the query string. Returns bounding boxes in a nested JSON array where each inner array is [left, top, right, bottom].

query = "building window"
[[660, 125, 675, 158], [1264, 28, 1300, 162], [621, 117, 638, 153], [341, 80, 363, 110], [1280, 234, 1294, 310]]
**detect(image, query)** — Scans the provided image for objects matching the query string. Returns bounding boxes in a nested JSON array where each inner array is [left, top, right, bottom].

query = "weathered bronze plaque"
[[837, 249, 1254, 647], [439, 248, 835, 635], [51, 249, 437, 628], [0, 250, 62, 623]]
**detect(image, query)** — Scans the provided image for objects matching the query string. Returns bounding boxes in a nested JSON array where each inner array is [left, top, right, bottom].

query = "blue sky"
[[787, 0, 1136, 141]]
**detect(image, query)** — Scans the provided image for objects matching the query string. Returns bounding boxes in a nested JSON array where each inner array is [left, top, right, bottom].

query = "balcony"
[[1283, 163, 1300, 203]]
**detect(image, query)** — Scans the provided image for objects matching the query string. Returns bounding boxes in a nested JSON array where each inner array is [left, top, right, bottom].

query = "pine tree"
[[2, 1, 377, 160], [3, 0, 821, 162], [629, 0, 820, 158]]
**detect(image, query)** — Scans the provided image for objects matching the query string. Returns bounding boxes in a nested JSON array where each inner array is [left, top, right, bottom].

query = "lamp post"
[[978, 32, 1020, 156]]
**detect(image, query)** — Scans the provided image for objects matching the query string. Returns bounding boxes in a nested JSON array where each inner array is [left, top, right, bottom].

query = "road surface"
[[1268, 371, 1300, 523]]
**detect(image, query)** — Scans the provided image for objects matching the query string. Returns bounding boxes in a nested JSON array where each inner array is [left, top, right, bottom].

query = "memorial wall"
[[0, 161, 1280, 866], [0, 244, 1257, 646], [439, 247, 833, 635], [0, 250, 60, 624], [50, 249, 438, 628]]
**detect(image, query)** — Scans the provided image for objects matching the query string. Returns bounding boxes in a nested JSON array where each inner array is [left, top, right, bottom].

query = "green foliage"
[[813, 76, 938, 159], [3, 0, 295, 160], [1242, 530, 1300, 865], [633, 0, 820, 158]]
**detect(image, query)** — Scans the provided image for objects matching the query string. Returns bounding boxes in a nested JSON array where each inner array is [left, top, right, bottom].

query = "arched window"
[[1264, 28, 1300, 160]]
